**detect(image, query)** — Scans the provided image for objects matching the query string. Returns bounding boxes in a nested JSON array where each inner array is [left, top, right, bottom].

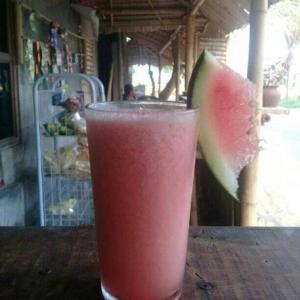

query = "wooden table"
[[1, 227, 300, 299]]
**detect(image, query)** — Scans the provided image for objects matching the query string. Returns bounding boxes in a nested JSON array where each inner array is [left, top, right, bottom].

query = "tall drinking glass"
[[86, 101, 199, 300]]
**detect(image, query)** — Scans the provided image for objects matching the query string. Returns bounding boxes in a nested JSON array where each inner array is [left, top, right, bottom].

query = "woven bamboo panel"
[[198, 37, 228, 64], [84, 39, 96, 75]]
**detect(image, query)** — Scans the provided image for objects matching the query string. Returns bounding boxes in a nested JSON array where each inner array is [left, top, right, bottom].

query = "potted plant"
[[263, 60, 288, 107]]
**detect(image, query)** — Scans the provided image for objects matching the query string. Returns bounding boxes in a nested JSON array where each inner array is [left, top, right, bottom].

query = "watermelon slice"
[[187, 50, 259, 199]]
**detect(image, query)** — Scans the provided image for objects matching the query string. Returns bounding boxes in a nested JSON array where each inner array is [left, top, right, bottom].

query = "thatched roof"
[[95, 0, 279, 65]]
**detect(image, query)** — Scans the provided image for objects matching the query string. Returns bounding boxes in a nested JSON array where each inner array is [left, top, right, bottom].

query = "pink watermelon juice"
[[86, 102, 199, 300]]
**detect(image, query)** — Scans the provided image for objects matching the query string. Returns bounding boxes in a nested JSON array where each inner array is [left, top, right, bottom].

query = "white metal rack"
[[33, 73, 105, 226]]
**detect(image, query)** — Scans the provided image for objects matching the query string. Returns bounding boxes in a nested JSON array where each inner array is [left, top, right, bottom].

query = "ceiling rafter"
[[99, 8, 185, 16]]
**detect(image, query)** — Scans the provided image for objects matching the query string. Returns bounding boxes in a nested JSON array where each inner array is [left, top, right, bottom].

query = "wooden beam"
[[147, 0, 162, 22], [101, 25, 182, 34], [128, 45, 169, 57], [100, 16, 206, 33], [128, 55, 164, 65], [240, 0, 268, 227], [99, 8, 185, 16], [201, 21, 209, 34], [261, 107, 289, 115], [177, 0, 191, 9], [108, 15, 181, 21], [101, 18, 186, 28], [159, 26, 182, 55], [142, 32, 171, 45], [191, 0, 206, 16], [135, 40, 160, 51], [141, 46, 159, 57], [132, 34, 162, 50], [185, 14, 195, 91]]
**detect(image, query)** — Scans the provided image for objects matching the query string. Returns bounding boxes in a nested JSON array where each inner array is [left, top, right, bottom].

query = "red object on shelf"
[[73, 0, 95, 8]]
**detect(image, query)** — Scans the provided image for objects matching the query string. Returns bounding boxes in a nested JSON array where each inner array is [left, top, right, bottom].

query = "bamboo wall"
[[198, 37, 228, 64]]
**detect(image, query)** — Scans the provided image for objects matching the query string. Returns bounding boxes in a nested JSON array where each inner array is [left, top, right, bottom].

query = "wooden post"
[[190, 175, 198, 226], [175, 33, 181, 101], [185, 9, 199, 225], [184, 0, 205, 89], [240, 0, 268, 226], [107, 63, 114, 101], [109, 0, 114, 26], [158, 54, 162, 95], [122, 33, 129, 84], [112, 42, 119, 100], [185, 14, 195, 91], [193, 32, 199, 66], [118, 33, 124, 99], [15, 2, 24, 65]]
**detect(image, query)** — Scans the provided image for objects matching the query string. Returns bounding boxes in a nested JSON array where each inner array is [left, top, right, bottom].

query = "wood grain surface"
[[0, 227, 300, 299]]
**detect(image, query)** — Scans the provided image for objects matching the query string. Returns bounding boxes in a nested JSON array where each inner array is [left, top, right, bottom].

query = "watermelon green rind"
[[187, 51, 240, 199]]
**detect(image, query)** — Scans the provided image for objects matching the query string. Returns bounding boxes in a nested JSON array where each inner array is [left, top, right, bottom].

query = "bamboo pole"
[[103, 19, 187, 28], [107, 63, 114, 101], [100, 18, 206, 34], [118, 33, 124, 99], [240, 0, 268, 226], [109, 0, 114, 26], [100, 8, 184, 16], [185, 14, 195, 91], [193, 32, 199, 66], [101, 24, 185, 34], [178, 0, 190, 9], [122, 33, 129, 84], [190, 175, 198, 225], [185, 13, 198, 224], [158, 54, 162, 95], [190, 0, 206, 16], [175, 33, 181, 101], [159, 26, 182, 55], [15, 2, 24, 65]]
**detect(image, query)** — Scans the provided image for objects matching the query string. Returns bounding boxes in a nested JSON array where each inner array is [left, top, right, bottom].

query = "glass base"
[[101, 283, 182, 300], [101, 284, 118, 300]]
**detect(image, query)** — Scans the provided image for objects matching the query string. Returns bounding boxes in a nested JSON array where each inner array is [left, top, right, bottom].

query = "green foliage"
[[266, 1, 300, 95], [279, 97, 300, 108], [264, 60, 288, 86], [269, 0, 300, 48], [162, 64, 173, 73]]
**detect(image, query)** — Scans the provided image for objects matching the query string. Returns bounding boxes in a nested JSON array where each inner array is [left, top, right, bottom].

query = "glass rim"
[[86, 101, 199, 115]]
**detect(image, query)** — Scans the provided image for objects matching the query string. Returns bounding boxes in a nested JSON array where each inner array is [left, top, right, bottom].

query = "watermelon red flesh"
[[187, 50, 259, 199]]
